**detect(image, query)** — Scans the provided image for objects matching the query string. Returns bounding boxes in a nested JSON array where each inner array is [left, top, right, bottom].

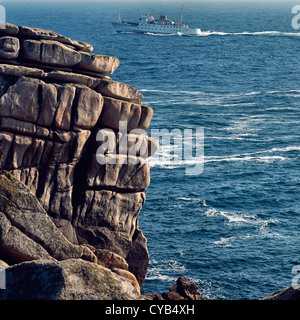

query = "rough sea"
[[5, 0, 300, 299]]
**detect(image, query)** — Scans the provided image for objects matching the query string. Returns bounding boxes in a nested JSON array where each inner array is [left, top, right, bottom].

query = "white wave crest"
[[205, 208, 278, 228], [199, 30, 300, 37]]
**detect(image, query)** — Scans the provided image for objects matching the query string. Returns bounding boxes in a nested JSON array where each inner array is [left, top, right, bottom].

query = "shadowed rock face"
[[0, 259, 140, 300], [0, 22, 158, 287]]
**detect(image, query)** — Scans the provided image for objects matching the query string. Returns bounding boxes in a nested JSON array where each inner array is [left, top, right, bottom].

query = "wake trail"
[[198, 30, 300, 37]]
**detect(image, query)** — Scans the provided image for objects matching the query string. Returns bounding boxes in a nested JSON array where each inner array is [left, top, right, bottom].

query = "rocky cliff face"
[[0, 22, 158, 296]]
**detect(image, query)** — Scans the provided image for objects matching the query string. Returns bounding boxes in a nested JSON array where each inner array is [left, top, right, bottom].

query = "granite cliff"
[[0, 22, 158, 298]]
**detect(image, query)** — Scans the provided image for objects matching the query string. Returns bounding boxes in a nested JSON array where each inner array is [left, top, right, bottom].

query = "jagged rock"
[[162, 291, 185, 300], [51, 218, 78, 245], [95, 249, 129, 270], [72, 84, 104, 131], [0, 211, 55, 263], [0, 259, 140, 300], [0, 37, 20, 59], [44, 70, 100, 87], [74, 190, 149, 285], [18, 25, 93, 52], [94, 128, 159, 159], [22, 39, 82, 67], [74, 190, 145, 242], [0, 171, 97, 264], [94, 128, 152, 157], [145, 276, 205, 301], [0, 23, 19, 36], [78, 52, 120, 74], [112, 268, 141, 294], [0, 63, 44, 77], [171, 276, 205, 300], [262, 287, 300, 300], [100, 97, 153, 132], [96, 79, 143, 104], [0, 76, 103, 131], [175, 275, 205, 300], [142, 293, 164, 300], [126, 227, 149, 287], [86, 154, 150, 192]]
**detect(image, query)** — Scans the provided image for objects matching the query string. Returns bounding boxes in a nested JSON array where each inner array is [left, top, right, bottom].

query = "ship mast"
[[118, 8, 121, 22], [180, 5, 183, 25]]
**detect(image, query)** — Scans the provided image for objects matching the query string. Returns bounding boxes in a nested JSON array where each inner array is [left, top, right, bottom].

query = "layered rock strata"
[[0, 22, 158, 293]]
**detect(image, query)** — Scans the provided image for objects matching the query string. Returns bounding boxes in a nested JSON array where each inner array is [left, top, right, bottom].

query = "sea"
[[4, 0, 300, 300]]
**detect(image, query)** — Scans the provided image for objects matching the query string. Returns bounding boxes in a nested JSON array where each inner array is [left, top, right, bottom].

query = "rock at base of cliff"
[[143, 275, 205, 301], [262, 286, 300, 300], [0, 259, 140, 300], [0, 170, 96, 264]]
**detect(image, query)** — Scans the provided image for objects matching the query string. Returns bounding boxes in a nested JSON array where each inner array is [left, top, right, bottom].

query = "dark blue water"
[[5, 0, 300, 299]]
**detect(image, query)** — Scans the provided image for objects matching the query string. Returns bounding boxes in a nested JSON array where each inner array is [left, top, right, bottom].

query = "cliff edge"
[[0, 22, 158, 298]]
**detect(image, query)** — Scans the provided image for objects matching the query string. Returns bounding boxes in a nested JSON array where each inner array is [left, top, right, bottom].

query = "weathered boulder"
[[161, 291, 185, 300], [0, 171, 97, 264], [74, 190, 145, 242], [95, 249, 129, 270], [94, 128, 158, 159], [0, 259, 140, 300], [0, 211, 55, 263], [112, 268, 141, 294], [86, 154, 150, 192], [96, 79, 143, 104], [0, 23, 19, 36], [0, 76, 103, 131], [100, 97, 153, 132], [262, 287, 300, 300], [22, 39, 82, 67], [44, 69, 100, 87], [174, 275, 205, 300], [144, 276, 205, 301], [78, 52, 120, 74], [19, 25, 93, 52], [0, 63, 44, 77], [0, 37, 20, 59]]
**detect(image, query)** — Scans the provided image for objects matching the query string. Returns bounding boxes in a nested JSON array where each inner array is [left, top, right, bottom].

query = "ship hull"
[[112, 22, 201, 35]]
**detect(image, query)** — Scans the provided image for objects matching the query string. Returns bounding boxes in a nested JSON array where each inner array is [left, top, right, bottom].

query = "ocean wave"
[[213, 236, 236, 247], [119, 30, 300, 38], [148, 144, 299, 168], [198, 30, 300, 37], [139, 88, 208, 95], [146, 259, 187, 282], [146, 258, 226, 299], [139, 88, 300, 98], [205, 146, 300, 164], [204, 207, 278, 229], [205, 155, 286, 164], [266, 146, 300, 153], [144, 32, 178, 37]]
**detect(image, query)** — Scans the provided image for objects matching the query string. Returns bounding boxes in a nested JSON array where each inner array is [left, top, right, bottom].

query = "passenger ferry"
[[112, 6, 201, 36]]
